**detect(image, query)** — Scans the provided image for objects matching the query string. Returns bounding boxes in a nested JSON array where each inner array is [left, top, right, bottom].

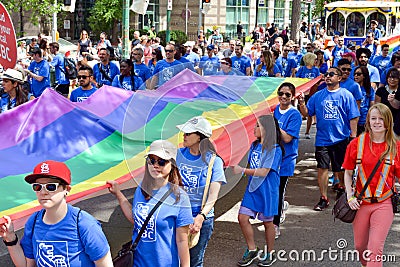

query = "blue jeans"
[[189, 217, 214, 267]]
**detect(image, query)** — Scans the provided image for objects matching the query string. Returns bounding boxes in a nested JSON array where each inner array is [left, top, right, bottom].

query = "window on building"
[[139, 0, 160, 32], [226, 0, 250, 40], [257, 5, 269, 28], [274, 0, 285, 28], [346, 12, 365, 37]]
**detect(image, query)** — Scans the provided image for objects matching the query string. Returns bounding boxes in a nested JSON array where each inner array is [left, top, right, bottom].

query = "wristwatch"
[[3, 234, 18, 246], [199, 212, 207, 220]]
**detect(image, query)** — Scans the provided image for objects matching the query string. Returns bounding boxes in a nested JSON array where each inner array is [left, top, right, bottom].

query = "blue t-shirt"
[[133, 63, 152, 84], [70, 86, 97, 102], [274, 105, 302, 176], [215, 69, 244, 76], [183, 52, 200, 66], [349, 64, 380, 84], [359, 85, 376, 125], [231, 55, 251, 75], [50, 53, 70, 85], [277, 57, 297, 77], [147, 59, 157, 75], [153, 59, 186, 87], [295, 66, 320, 79], [199, 56, 220, 76], [318, 62, 328, 74], [331, 46, 350, 67], [241, 142, 282, 216], [28, 60, 51, 97], [132, 184, 193, 267], [178, 57, 196, 72], [93, 62, 120, 86], [254, 64, 281, 77], [288, 52, 302, 68], [371, 55, 391, 75], [0, 94, 16, 113], [176, 148, 226, 217], [364, 43, 378, 62], [307, 88, 360, 146], [20, 205, 110, 267], [340, 78, 363, 101], [112, 75, 144, 91]]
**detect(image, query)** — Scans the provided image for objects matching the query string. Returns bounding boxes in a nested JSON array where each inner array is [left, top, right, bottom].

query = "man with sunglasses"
[[276, 46, 297, 77], [150, 44, 185, 89], [337, 58, 362, 108], [0, 160, 113, 266], [70, 65, 97, 102], [298, 67, 359, 211]]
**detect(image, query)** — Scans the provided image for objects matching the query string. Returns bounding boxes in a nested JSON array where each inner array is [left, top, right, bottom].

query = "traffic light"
[[203, 0, 211, 3]]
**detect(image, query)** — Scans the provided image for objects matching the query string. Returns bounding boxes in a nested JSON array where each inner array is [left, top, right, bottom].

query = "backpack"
[[61, 57, 78, 80]]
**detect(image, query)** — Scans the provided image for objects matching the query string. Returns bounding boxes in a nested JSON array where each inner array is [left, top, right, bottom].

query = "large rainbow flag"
[[0, 70, 318, 228]]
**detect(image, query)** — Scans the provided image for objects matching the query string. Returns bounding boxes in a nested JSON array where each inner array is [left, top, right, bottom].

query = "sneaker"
[[274, 225, 280, 239], [313, 196, 329, 211], [238, 247, 261, 266], [280, 201, 289, 224], [305, 133, 311, 139], [258, 252, 277, 266], [331, 181, 341, 191]]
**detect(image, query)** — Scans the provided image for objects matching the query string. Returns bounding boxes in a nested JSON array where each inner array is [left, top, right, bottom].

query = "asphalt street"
[[1, 120, 399, 266]]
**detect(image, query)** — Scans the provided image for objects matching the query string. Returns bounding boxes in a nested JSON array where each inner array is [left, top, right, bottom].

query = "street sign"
[[64, 20, 70, 30], [167, 0, 173, 11], [259, 0, 265, 7], [0, 3, 17, 70]]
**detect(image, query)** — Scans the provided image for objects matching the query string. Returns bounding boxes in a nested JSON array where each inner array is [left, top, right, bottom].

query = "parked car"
[[17, 36, 78, 57]]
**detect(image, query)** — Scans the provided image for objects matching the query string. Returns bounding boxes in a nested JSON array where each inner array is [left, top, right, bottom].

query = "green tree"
[[4, 0, 61, 37], [313, 0, 334, 19], [88, 0, 123, 42]]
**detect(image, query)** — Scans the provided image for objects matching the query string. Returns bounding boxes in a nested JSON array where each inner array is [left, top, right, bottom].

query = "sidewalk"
[[1, 121, 399, 266]]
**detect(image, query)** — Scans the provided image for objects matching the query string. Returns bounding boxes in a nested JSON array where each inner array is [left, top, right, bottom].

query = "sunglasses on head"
[[146, 157, 169, 167], [32, 183, 60, 192], [277, 91, 292, 97], [77, 75, 90, 80], [340, 68, 352, 72], [324, 72, 339, 77]]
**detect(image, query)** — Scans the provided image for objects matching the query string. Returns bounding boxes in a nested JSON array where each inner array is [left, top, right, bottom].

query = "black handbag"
[[391, 189, 400, 214], [113, 187, 172, 267], [333, 159, 381, 223]]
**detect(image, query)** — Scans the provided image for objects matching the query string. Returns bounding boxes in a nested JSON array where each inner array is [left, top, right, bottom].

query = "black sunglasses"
[[324, 72, 339, 77], [184, 132, 196, 136], [165, 49, 174, 53], [354, 72, 363, 76], [32, 183, 60, 192], [340, 68, 352, 72], [277, 91, 292, 97], [147, 157, 169, 167], [77, 75, 90, 80]]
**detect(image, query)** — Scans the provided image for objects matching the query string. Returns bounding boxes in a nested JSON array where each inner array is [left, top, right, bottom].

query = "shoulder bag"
[[333, 159, 381, 223], [188, 153, 216, 249], [113, 187, 172, 267]]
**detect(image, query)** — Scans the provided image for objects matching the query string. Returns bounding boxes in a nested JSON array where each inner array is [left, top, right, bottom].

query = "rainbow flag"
[[0, 70, 318, 228]]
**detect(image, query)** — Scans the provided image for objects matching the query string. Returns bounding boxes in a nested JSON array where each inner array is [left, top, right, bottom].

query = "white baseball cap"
[[176, 116, 212, 138], [146, 140, 177, 161]]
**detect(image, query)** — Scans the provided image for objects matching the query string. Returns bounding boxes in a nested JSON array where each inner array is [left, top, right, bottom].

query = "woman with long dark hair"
[[0, 69, 28, 113], [147, 47, 163, 75], [233, 115, 284, 267], [108, 140, 193, 267], [354, 66, 375, 135], [111, 59, 143, 91], [176, 116, 226, 267], [254, 50, 281, 77]]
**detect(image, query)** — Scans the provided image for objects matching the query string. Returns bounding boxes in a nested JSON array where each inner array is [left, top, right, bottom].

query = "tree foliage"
[[88, 0, 123, 39], [313, 0, 334, 18], [4, 0, 61, 26]]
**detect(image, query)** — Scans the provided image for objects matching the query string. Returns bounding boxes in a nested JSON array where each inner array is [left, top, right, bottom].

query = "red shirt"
[[342, 133, 400, 199]]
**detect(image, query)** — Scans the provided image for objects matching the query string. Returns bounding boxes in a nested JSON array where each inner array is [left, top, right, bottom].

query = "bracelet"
[[199, 212, 207, 220], [347, 196, 356, 203], [3, 234, 18, 246], [241, 167, 245, 176]]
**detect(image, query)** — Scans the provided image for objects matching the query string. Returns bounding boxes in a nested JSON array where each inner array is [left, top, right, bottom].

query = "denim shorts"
[[239, 206, 274, 222]]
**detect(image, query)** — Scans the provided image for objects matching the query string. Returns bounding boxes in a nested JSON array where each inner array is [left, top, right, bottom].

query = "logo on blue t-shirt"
[[161, 68, 174, 82], [36, 241, 69, 266], [250, 151, 261, 168], [323, 100, 339, 120], [179, 163, 202, 194], [135, 203, 158, 242]]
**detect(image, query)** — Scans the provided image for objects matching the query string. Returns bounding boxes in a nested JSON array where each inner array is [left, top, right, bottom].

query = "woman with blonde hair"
[[295, 52, 320, 79], [343, 103, 400, 267], [254, 50, 281, 77], [77, 30, 93, 59]]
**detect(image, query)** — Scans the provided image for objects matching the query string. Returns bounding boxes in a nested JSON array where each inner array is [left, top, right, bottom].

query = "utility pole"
[[122, 0, 129, 59], [52, 0, 57, 41], [167, 0, 172, 43]]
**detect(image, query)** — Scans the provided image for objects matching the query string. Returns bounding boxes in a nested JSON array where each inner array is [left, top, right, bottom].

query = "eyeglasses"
[[277, 91, 292, 97], [146, 157, 169, 167], [324, 72, 340, 77], [165, 49, 174, 53], [32, 183, 60, 192], [354, 72, 363, 76], [284, 50, 290, 52], [77, 75, 90, 80], [340, 68, 352, 72], [221, 62, 230, 66]]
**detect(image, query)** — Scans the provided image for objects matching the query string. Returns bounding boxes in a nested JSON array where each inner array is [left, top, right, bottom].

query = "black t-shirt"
[[380, 86, 400, 134]]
